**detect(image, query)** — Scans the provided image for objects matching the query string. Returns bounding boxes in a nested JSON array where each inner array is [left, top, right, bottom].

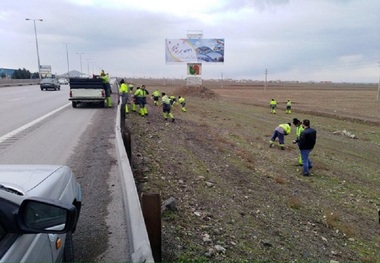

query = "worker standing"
[[152, 89, 161, 106], [161, 92, 175, 122], [128, 83, 134, 93], [132, 86, 140, 112], [178, 96, 186, 112], [170, 95, 177, 107], [286, 100, 292, 114], [119, 79, 129, 114], [298, 119, 317, 176], [292, 118, 304, 165], [100, 70, 112, 108], [270, 99, 277, 114], [134, 85, 149, 116], [269, 123, 291, 150]]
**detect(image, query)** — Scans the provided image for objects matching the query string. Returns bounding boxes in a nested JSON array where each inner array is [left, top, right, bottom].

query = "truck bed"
[[69, 78, 104, 89], [69, 78, 106, 108]]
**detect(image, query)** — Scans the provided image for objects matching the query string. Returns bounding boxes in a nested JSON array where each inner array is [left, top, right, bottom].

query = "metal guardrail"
[[115, 102, 154, 263], [0, 79, 39, 87]]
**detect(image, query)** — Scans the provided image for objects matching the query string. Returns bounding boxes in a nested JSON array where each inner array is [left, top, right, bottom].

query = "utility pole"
[[221, 72, 223, 89], [264, 69, 268, 91], [76, 52, 84, 77], [377, 62, 380, 101]]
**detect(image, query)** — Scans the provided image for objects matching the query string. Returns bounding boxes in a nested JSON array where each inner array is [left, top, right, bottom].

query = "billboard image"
[[165, 38, 224, 64]]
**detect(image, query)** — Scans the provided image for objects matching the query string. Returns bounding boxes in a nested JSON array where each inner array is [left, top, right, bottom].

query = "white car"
[[59, 78, 69, 85], [0, 165, 82, 262]]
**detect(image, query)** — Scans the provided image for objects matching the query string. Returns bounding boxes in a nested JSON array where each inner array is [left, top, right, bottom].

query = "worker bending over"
[[269, 123, 291, 150]]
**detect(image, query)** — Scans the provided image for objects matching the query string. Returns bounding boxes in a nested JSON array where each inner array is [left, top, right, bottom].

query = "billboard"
[[40, 65, 52, 78], [165, 38, 224, 64]]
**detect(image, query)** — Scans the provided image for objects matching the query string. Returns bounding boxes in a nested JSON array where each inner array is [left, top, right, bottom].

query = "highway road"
[[0, 84, 95, 164], [0, 84, 130, 261]]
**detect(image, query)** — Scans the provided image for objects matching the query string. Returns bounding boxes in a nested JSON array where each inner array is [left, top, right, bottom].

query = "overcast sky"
[[1, 0, 379, 83]]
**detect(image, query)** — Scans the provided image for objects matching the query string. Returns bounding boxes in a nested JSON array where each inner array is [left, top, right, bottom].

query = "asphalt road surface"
[[0, 84, 129, 262]]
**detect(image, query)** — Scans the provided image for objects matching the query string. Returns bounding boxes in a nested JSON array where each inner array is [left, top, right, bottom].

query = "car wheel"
[[63, 232, 75, 262], [40, 87, 43, 91], [72, 102, 77, 108]]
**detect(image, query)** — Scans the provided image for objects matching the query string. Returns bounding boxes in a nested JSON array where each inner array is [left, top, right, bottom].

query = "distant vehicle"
[[0, 165, 82, 262], [40, 78, 61, 91], [59, 78, 69, 85], [68, 78, 105, 108]]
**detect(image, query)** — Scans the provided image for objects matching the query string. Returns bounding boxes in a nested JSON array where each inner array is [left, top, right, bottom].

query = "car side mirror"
[[17, 198, 77, 234]]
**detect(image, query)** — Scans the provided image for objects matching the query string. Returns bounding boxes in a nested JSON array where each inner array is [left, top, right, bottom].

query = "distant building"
[[0, 68, 16, 78], [57, 70, 82, 78]]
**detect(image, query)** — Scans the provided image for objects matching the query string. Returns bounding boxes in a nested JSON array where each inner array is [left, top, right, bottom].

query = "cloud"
[[1, 0, 379, 83]]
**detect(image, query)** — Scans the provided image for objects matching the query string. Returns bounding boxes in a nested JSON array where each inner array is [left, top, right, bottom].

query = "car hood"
[[0, 165, 67, 196]]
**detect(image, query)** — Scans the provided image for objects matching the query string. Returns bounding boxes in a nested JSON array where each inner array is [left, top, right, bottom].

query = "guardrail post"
[[142, 193, 162, 262], [120, 103, 126, 122], [122, 126, 132, 164], [120, 103, 132, 164]]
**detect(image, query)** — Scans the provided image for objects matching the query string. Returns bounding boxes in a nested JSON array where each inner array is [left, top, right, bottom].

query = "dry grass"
[[287, 196, 302, 209]]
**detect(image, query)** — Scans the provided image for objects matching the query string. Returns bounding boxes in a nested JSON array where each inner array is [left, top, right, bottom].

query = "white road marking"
[[0, 102, 71, 143], [9, 97, 26, 102]]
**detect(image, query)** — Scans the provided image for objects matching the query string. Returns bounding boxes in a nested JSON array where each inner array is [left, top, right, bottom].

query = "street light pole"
[[92, 62, 96, 75], [265, 69, 268, 91], [63, 42, 70, 78], [76, 52, 84, 77], [26, 18, 43, 80], [86, 58, 91, 77]]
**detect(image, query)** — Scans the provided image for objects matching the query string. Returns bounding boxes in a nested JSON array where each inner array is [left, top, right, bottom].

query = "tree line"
[[0, 68, 39, 79]]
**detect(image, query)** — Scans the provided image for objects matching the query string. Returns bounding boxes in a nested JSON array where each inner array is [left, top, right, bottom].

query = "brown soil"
[[127, 82, 380, 262]]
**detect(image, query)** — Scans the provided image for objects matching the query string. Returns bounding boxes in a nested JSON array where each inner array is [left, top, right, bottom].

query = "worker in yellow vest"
[[270, 99, 277, 114], [152, 89, 161, 106], [286, 100, 292, 114], [161, 92, 175, 122], [292, 118, 304, 165], [100, 70, 112, 108], [178, 96, 186, 112], [134, 85, 149, 116], [269, 123, 291, 150], [119, 79, 129, 113]]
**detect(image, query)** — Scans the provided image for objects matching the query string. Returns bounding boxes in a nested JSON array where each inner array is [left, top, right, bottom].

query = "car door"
[[0, 232, 54, 262], [47, 233, 66, 261]]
